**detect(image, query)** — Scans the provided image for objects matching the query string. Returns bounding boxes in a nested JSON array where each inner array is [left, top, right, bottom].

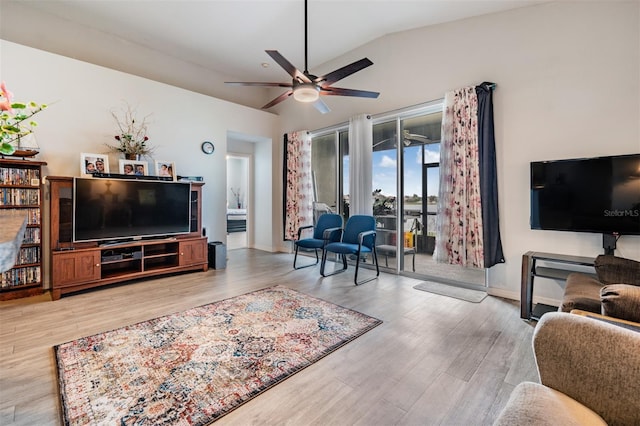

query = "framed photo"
[[119, 159, 148, 176], [154, 161, 176, 181], [80, 153, 110, 177]]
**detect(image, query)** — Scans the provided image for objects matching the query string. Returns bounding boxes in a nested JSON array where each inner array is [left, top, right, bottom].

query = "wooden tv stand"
[[51, 237, 207, 300], [47, 176, 208, 300]]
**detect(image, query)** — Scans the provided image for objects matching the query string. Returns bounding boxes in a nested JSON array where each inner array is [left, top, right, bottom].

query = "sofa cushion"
[[560, 273, 603, 313], [494, 382, 606, 426], [601, 284, 640, 323], [595, 255, 640, 285]]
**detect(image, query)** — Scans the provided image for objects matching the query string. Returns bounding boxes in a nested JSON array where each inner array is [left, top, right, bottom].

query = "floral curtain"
[[283, 131, 313, 241], [434, 87, 484, 268]]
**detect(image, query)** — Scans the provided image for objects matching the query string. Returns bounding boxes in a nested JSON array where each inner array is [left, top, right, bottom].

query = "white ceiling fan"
[[374, 130, 432, 149]]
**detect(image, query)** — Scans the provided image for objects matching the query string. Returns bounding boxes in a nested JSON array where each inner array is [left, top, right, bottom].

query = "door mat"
[[413, 281, 487, 303]]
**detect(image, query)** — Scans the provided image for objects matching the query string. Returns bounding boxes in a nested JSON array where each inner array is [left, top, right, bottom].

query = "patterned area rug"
[[54, 286, 382, 425]]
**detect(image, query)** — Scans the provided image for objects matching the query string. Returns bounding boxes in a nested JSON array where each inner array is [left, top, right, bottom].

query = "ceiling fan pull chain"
[[304, 0, 308, 73]]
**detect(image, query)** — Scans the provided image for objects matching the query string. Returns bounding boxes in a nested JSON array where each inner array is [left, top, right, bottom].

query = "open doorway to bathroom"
[[226, 154, 249, 250]]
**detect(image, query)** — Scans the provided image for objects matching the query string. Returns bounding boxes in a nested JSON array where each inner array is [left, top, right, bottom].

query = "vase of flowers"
[[231, 187, 242, 208], [106, 103, 153, 158], [0, 81, 47, 157]]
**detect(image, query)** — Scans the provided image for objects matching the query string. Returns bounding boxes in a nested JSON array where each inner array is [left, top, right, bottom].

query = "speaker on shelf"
[[178, 176, 204, 182], [92, 173, 172, 181]]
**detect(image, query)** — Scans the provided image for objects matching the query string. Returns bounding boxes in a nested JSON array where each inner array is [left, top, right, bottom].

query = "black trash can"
[[208, 241, 227, 269]]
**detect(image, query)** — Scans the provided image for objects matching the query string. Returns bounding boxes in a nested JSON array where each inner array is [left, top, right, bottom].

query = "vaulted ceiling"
[[1, 0, 548, 110]]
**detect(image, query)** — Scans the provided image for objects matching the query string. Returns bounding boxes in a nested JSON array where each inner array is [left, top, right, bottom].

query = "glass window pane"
[[401, 112, 442, 265], [311, 134, 337, 216], [424, 142, 440, 238], [424, 143, 440, 164], [403, 143, 421, 245], [339, 130, 349, 219], [425, 164, 439, 237], [373, 120, 397, 251]]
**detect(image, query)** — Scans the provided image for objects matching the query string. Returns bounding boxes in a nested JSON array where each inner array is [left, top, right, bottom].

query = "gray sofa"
[[495, 312, 640, 426], [560, 255, 640, 323]]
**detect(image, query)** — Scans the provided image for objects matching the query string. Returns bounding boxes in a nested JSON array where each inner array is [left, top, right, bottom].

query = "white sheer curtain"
[[434, 92, 455, 264], [348, 114, 373, 216]]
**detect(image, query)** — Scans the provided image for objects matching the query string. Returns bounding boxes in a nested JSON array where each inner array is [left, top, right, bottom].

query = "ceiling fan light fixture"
[[293, 84, 320, 103]]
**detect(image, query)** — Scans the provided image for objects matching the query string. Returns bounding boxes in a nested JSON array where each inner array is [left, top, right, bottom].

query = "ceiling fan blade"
[[315, 58, 374, 86], [225, 81, 293, 88], [374, 132, 431, 149], [405, 132, 432, 144], [265, 50, 311, 83], [321, 87, 380, 98], [261, 90, 293, 109], [312, 98, 330, 114]]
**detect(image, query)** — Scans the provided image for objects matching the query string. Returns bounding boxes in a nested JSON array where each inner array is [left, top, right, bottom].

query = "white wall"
[[0, 0, 273, 110], [274, 1, 640, 302], [1, 40, 280, 287]]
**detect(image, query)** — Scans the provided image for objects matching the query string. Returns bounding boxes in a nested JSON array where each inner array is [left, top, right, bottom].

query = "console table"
[[520, 251, 596, 320]]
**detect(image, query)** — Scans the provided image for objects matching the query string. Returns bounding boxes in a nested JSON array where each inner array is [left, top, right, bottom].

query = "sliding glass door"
[[310, 133, 337, 222], [397, 112, 442, 273], [309, 100, 485, 286], [310, 130, 349, 222], [365, 107, 443, 272], [372, 119, 399, 268]]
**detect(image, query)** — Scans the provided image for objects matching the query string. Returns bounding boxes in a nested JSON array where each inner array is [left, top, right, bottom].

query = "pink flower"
[[0, 81, 13, 112]]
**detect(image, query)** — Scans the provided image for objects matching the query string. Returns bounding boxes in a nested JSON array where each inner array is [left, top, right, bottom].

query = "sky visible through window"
[[343, 143, 440, 197]]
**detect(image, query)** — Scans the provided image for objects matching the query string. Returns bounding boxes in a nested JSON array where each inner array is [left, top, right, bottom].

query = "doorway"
[[226, 154, 249, 250]]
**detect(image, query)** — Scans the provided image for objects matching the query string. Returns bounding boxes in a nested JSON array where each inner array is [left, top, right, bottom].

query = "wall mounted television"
[[73, 177, 192, 243], [530, 153, 640, 252]]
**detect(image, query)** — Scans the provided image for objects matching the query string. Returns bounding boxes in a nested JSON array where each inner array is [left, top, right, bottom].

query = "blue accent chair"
[[320, 215, 379, 285], [293, 213, 343, 269]]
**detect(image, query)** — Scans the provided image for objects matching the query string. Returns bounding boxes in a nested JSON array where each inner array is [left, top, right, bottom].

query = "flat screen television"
[[73, 177, 192, 243], [530, 153, 640, 239]]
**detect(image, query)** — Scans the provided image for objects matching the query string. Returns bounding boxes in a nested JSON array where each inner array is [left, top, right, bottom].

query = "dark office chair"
[[320, 215, 379, 285], [293, 213, 343, 269]]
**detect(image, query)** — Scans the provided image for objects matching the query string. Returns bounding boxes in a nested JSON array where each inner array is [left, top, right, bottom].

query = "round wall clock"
[[201, 141, 215, 155]]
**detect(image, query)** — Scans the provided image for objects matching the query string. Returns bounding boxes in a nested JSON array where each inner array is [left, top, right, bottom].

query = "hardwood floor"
[[0, 249, 538, 425]]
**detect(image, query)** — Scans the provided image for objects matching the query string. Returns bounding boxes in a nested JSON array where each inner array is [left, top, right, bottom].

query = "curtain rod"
[[308, 83, 495, 137], [479, 81, 497, 90]]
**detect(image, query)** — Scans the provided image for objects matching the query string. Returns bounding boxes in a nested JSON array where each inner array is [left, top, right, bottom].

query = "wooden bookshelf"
[[0, 158, 47, 300]]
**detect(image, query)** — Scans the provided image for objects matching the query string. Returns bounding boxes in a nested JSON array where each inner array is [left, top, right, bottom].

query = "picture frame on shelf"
[[80, 153, 109, 177], [119, 159, 148, 176], [154, 161, 176, 181]]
